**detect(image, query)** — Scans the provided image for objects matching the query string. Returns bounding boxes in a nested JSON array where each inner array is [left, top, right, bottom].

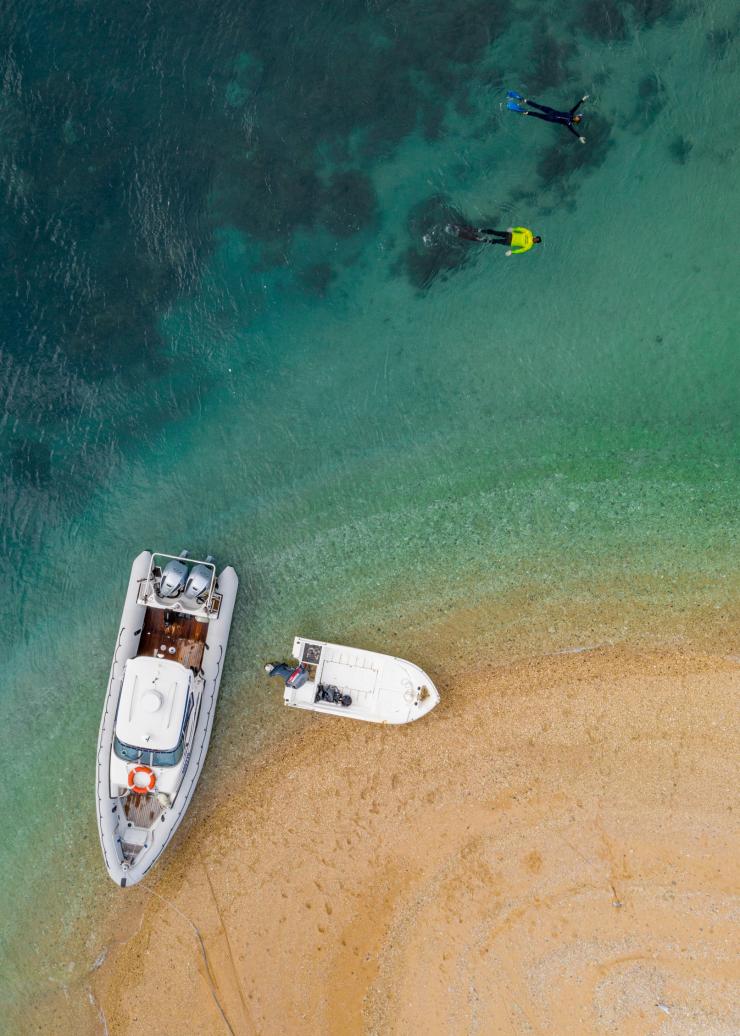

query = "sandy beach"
[[70, 635, 740, 1036]]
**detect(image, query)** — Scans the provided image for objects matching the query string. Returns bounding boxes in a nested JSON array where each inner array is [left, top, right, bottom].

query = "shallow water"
[[1, 0, 738, 1021]]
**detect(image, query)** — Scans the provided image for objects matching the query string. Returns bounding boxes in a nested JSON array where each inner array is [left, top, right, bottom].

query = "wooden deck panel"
[[123, 792, 165, 828], [137, 606, 207, 671]]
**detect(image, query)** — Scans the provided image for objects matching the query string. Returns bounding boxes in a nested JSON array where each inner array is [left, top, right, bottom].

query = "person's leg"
[[524, 99, 558, 113], [523, 109, 556, 123], [480, 228, 508, 239]]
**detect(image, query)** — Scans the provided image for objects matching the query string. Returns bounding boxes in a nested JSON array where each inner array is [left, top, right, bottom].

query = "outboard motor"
[[183, 555, 215, 603], [264, 662, 309, 688], [159, 551, 189, 598], [286, 663, 309, 689]]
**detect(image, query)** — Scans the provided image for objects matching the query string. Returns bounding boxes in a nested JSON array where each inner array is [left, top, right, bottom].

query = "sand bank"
[[79, 642, 739, 1036]]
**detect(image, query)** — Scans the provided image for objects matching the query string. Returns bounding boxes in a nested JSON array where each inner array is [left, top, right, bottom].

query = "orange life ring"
[[128, 765, 156, 795]]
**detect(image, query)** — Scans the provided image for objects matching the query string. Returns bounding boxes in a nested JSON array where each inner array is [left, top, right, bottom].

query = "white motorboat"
[[265, 636, 439, 724], [95, 551, 238, 887]]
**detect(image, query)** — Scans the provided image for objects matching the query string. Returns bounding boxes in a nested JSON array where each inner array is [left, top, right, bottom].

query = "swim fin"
[[506, 101, 526, 113], [507, 90, 524, 100]]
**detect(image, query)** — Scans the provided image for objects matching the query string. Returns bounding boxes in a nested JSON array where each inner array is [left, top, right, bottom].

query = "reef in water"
[[631, 74, 667, 126], [625, 0, 676, 29], [397, 195, 483, 292], [706, 24, 736, 60], [528, 24, 577, 91], [298, 262, 337, 298], [320, 170, 378, 238], [668, 135, 693, 165], [579, 0, 629, 41], [535, 113, 613, 188]]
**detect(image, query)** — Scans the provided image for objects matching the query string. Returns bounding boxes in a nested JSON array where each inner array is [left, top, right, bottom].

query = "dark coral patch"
[[388, 0, 512, 85], [528, 26, 576, 91], [321, 170, 378, 238], [8, 439, 52, 486], [358, 75, 420, 160], [536, 113, 613, 186], [668, 136, 693, 165], [625, 0, 675, 28], [632, 74, 666, 125], [579, 0, 628, 41], [397, 195, 476, 292], [226, 148, 323, 242], [421, 99, 446, 142], [298, 262, 336, 297], [706, 26, 735, 60]]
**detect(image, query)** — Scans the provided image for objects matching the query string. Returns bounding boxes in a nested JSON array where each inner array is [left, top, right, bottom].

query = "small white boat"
[[95, 551, 237, 887], [265, 636, 439, 724]]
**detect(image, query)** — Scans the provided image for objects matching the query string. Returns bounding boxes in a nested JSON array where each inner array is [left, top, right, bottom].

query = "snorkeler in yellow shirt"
[[452, 225, 541, 255]]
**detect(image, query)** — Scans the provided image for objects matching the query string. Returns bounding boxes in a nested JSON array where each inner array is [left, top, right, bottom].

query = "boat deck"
[[137, 606, 208, 671]]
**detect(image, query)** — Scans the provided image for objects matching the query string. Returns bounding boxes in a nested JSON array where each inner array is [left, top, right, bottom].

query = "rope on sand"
[[140, 885, 236, 1036]]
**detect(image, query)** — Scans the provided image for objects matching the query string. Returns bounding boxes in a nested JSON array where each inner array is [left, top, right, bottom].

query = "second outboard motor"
[[159, 551, 189, 598], [184, 555, 215, 603]]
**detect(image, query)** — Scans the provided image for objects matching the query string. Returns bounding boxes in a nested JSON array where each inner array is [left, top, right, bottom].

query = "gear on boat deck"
[[138, 606, 207, 671]]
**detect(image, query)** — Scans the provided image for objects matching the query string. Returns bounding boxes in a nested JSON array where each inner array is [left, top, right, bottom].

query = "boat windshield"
[[114, 735, 184, 768]]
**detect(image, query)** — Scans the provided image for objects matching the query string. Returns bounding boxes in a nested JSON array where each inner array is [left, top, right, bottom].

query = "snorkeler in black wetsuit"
[[507, 93, 589, 143]]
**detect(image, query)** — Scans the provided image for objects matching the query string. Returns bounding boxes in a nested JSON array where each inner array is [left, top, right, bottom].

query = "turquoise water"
[[1, 0, 738, 1023]]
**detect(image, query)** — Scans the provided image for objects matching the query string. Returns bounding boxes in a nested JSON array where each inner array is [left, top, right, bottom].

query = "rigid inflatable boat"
[[95, 551, 237, 887]]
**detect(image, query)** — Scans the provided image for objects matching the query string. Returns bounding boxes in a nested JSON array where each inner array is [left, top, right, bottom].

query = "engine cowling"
[[159, 552, 189, 597]]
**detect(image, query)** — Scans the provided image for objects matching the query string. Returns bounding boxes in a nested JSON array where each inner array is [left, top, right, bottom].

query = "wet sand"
[[82, 640, 739, 1036]]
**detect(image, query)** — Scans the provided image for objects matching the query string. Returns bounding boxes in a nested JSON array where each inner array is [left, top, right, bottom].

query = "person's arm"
[[569, 94, 589, 115], [566, 123, 586, 142]]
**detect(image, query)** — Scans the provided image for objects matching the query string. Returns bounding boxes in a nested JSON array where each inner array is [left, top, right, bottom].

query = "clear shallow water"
[[1, 0, 738, 1021]]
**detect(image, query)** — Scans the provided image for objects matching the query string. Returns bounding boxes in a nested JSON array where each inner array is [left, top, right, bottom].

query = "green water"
[[1, 0, 738, 1025]]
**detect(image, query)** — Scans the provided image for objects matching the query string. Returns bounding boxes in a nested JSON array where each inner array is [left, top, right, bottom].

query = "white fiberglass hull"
[[282, 636, 440, 724], [95, 551, 237, 887]]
